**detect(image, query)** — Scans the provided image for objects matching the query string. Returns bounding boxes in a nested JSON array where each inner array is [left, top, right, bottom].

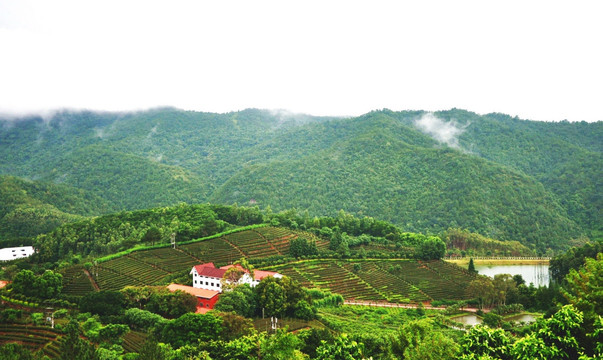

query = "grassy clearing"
[[317, 305, 450, 336]]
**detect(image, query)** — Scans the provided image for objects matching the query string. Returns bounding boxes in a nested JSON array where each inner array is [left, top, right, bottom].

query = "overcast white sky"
[[0, 0, 602, 121]]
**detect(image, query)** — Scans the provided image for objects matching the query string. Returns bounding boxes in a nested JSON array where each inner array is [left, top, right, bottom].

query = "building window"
[[205, 282, 208, 285], [194, 280, 197, 284]]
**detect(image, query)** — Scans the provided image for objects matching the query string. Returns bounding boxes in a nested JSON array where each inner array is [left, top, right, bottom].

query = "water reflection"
[[450, 314, 482, 326], [474, 264, 550, 287]]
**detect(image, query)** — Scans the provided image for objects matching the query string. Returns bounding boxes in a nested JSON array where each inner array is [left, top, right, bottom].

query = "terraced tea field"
[[266, 259, 476, 302], [61, 265, 96, 296], [66, 227, 322, 293], [63, 226, 474, 302], [0, 324, 62, 358]]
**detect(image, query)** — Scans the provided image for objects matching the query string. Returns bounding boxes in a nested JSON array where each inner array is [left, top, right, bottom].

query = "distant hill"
[[0, 175, 113, 242], [1, 108, 600, 251]]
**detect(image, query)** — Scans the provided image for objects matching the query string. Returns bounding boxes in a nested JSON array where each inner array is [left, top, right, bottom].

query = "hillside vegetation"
[[1, 108, 600, 251], [0, 175, 113, 244]]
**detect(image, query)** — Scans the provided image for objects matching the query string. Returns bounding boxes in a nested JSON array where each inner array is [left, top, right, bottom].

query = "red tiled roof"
[[192, 263, 226, 278], [167, 283, 219, 299], [219, 264, 281, 281], [253, 270, 280, 281], [0, 280, 9, 289]]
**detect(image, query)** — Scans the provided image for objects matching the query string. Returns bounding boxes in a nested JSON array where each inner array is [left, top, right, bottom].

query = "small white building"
[[0, 246, 35, 261], [190, 262, 283, 293]]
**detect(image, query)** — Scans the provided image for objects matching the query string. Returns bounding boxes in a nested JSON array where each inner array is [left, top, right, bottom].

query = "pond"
[[450, 313, 482, 327], [504, 313, 538, 324], [474, 264, 550, 287]]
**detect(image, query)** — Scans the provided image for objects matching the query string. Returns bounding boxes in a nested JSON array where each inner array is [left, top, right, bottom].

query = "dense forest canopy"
[[1, 108, 600, 251]]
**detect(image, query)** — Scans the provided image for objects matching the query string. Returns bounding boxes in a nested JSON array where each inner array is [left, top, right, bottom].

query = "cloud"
[[413, 113, 468, 149]]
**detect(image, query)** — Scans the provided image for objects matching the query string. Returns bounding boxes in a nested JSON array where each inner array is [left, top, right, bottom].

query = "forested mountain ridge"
[[0, 175, 113, 242], [0, 107, 600, 251]]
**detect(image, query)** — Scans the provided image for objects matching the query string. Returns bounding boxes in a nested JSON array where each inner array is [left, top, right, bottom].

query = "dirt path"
[[83, 268, 100, 291]]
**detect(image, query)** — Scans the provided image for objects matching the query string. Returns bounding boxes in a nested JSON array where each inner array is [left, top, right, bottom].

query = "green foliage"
[[145, 288, 197, 319], [393, 318, 460, 360], [445, 228, 533, 256], [11, 269, 63, 299], [80, 290, 126, 316], [255, 278, 287, 317], [120, 286, 197, 318], [33, 203, 265, 263], [59, 319, 97, 360], [0, 175, 113, 242], [289, 236, 319, 258], [213, 284, 257, 318], [124, 308, 167, 330], [0, 343, 37, 360], [416, 236, 446, 260], [156, 312, 223, 348], [468, 258, 477, 273], [315, 333, 365, 360], [460, 325, 512, 360], [2, 108, 598, 250], [511, 305, 585, 360], [216, 312, 255, 341], [260, 329, 304, 360], [550, 240, 603, 282]]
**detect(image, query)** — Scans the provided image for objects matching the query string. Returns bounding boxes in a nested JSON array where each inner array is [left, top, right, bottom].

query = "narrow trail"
[[83, 268, 100, 291]]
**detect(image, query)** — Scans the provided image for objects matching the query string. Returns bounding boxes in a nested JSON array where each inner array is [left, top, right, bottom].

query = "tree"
[[142, 226, 161, 245], [468, 258, 477, 274], [466, 276, 496, 309], [290, 237, 318, 258], [0, 343, 36, 360], [221, 266, 246, 290], [11, 269, 63, 299], [562, 254, 602, 317], [561, 254, 603, 355], [217, 312, 255, 341], [460, 325, 511, 360], [157, 313, 223, 348], [145, 289, 197, 318], [493, 274, 516, 306], [393, 318, 460, 360], [315, 333, 365, 360], [416, 236, 446, 260], [260, 329, 305, 360], [124, 308, 167, 330], [11, 269, 36, 297], [213, 284, 257, 318], [59, 320, 97, 360], [80, 290, 126, 316], [256, 278, 286, 317], [511, 305, 585, 360], [34, 270, 63, 298]]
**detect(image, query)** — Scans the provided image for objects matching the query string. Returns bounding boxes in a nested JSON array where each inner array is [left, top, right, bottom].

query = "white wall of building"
[[191, 269, 223, 292], [0, 246, 35, 261]]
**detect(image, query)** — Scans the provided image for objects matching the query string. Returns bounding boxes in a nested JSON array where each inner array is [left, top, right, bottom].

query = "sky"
[[0, 0, 602, 122]]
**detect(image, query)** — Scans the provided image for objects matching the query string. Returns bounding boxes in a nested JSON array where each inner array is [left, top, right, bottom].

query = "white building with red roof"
[[190, 262, 282, 292]]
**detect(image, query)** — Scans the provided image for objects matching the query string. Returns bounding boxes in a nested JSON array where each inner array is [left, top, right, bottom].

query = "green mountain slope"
[[210, 126, 579, 249], [426, 109, 602, 233], [1, 108, 600, 250], [0, 175, 112, 242]]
